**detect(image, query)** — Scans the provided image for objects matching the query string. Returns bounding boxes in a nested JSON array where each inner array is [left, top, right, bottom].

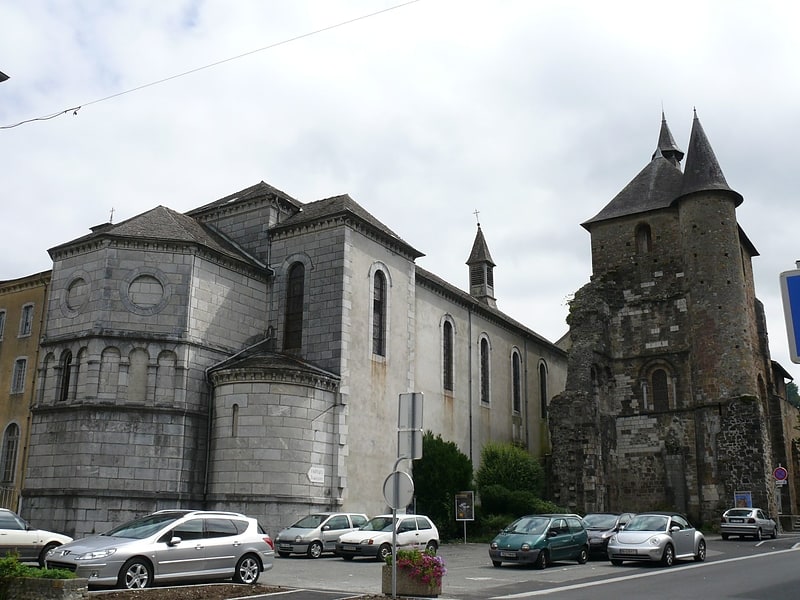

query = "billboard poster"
[[455, 491, 474, 521]]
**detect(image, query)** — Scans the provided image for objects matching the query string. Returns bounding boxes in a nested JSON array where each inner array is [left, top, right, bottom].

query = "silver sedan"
[[720, 507, 778, 540]]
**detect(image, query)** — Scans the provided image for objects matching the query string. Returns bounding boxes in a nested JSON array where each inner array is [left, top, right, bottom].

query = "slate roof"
[[187, 180, 302, 216], [272, 193, 424, 259], [583, 112, 742, 230], [49, 205, 263, 268], [466, 225, 496, 266]]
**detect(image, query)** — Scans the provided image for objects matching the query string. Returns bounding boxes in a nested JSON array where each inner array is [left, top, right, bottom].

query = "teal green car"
[[489, 514, 589, 569]]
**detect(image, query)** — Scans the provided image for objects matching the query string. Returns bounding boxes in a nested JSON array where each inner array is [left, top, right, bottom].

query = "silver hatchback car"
[[45, 510, 274, 589], [720, 507, 778, 540], [275, 512, 368, 558]]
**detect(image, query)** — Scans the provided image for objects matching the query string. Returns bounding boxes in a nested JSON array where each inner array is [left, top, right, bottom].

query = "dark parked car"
[[583, 512, 635, 558], [489, 514, 588, 569]]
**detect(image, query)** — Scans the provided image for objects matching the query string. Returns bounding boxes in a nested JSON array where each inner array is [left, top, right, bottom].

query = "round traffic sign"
[[383, 471, 414, 509], [774, 466, 788, 481]]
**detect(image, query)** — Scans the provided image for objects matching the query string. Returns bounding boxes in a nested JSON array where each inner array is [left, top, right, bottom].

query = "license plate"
[[619, 549, 637, 555], [730, 519, 743, 523], [500, 551, 516, 558], [278, 545, 291, 551]]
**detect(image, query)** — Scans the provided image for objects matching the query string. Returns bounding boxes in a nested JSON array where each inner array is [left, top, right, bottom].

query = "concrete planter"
[[381, 564, 441, 597], [4, 577, 88, 600]]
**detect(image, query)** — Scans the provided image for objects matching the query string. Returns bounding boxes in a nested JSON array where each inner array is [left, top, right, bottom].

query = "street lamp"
[[0, 71, 8, 82]]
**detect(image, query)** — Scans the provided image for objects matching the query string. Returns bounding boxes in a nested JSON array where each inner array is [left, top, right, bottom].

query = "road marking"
[[490, 547, 800, 598]]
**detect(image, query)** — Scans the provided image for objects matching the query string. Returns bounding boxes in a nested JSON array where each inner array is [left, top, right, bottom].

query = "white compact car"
[[0, 508, 72, 567], [334, 514, 439, 561]]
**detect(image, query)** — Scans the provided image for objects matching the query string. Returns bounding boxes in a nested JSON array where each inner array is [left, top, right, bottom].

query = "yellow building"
[[0, 271, 50, 511]]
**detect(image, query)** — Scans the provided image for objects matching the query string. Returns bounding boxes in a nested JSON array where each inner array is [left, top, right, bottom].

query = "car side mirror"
[[547, 529, 558, 537], [168, 536, 183, 546], [669, 526, 680, 533], [322, 525, 330, 531]]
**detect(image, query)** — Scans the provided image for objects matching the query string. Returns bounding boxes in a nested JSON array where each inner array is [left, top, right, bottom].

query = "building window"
[[232, 404, 239, 437], [480, 337, 490, 405], [443, 320, 454, 391], [0, 309, 6, 340], [10, 359, 26, 394], [372, 271, 386, 356], [0, 424, 19, 484], [652, 368, 669, 411], [539, 362, 548, 418], [58, 350, 73, 402], [18, 304, 33, 337], [284, 262, 305, 351], [635, 223, 652, 253], [512, 351, 521, 414]]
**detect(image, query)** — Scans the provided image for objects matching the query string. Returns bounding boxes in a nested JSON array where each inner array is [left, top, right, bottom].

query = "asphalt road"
[[261, 533, 800, 600]]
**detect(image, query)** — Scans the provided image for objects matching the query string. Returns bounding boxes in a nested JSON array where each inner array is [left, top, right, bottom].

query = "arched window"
[[443, 320, 454, 391], [99, 347, 121, 397], [539, 362, 548, 418], [0, 424, 19, 484], [284, 262, 305, 351], [480, 337, 491, 405], [372, 271, 387, 356], [512, 351, 521, 414], [635, 223, 652, 253], [232, 404, 239, 437], [652, 368, 669, 411], [58, 350, 73, 402]]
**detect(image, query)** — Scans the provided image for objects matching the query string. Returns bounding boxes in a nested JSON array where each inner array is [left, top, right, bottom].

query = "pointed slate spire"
[[652, 111, 684, 166], [466, 222, 496, 308], [680, 109, 742, 205]]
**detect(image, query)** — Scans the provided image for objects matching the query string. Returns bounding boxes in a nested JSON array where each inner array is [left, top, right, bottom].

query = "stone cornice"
[[210, 365, 340, 392]]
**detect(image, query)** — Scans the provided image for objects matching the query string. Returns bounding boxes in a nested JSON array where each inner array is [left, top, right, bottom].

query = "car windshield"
[[582, 514, 619, 528], [292, 514, 327, 528], [360, 516, 395, 532], [505, 517, 548, 535], [103, 512, 186, 539], [624, 515, 669, 532]]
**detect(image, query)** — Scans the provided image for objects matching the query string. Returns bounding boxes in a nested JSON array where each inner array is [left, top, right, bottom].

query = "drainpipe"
[[468, 307, 474, 463]]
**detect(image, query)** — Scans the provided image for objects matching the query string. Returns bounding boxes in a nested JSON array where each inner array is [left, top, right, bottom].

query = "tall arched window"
[[635, 223, 652, 253], [512, 351, 521, 414], [372, 271, 386, 356], [443, 320, 454, 391], [480, 337, 490, 405], [0, 424, 19, 484], [284, 262, 305, 351], [652, 368, 669, 411], [232, 404, 239, 437], [58, 350, 73, 402], [539, 362, 548, 418]]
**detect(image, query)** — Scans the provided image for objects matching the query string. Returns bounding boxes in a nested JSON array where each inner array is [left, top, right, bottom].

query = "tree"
[[788, 381, 800, 408], [412, 431, 473, 540]]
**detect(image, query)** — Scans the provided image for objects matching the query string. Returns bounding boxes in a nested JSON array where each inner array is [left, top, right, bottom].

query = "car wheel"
[[694, 539, 706, 562], [38, 542, 61, 568], [755, 529, 762, 541], [425, 541, 438, 553], [721, 533, 728, 540], [611, 559, 623, 566], [278, 551, 290, 558], [661, 544, 674, 567], [118, 558, 153, 589], [233, 553, 261, 584], [577, 546, 588, 564], [378, 544, 392, 562], [308, 541, 324, 559], [492, 560, 502, 568], [771, 527, 778, 539], [534, 550, 548, 570]]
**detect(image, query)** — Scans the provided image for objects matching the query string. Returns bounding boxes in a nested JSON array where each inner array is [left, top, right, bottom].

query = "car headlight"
[[649, 536, 663, 546], [520, 543, 530, 552], [490, 542, 498, 549], [609, 535, 617, 544], [360, 538, 373, 545], [77, 549, 118, 560]]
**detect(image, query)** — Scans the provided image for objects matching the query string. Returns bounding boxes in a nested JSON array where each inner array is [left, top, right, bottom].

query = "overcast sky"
[[3, 0, 800, 379]]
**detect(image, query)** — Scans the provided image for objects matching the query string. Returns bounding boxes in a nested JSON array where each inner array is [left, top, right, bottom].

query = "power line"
[[1, 0, 420, 130]]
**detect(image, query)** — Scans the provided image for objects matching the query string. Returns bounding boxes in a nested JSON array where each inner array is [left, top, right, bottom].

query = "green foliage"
[[788, 382, 800, 408], [475, 442, 544, 496], [413, 431, 473, 541], [0, 553, 75, 600]]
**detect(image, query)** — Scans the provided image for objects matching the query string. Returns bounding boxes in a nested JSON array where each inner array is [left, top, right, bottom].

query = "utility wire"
[[1, 0, 420, 130]]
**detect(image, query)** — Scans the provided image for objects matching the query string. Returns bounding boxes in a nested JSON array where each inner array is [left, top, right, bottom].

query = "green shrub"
[[0, 553, 76, 600]]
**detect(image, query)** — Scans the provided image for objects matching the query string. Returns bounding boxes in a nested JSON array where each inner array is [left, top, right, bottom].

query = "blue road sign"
[[780, 269, 800, 363]]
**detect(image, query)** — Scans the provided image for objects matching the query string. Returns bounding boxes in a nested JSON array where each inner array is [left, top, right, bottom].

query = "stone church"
[[21, 182, 566, 538], [549, 112, 799, 525]]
